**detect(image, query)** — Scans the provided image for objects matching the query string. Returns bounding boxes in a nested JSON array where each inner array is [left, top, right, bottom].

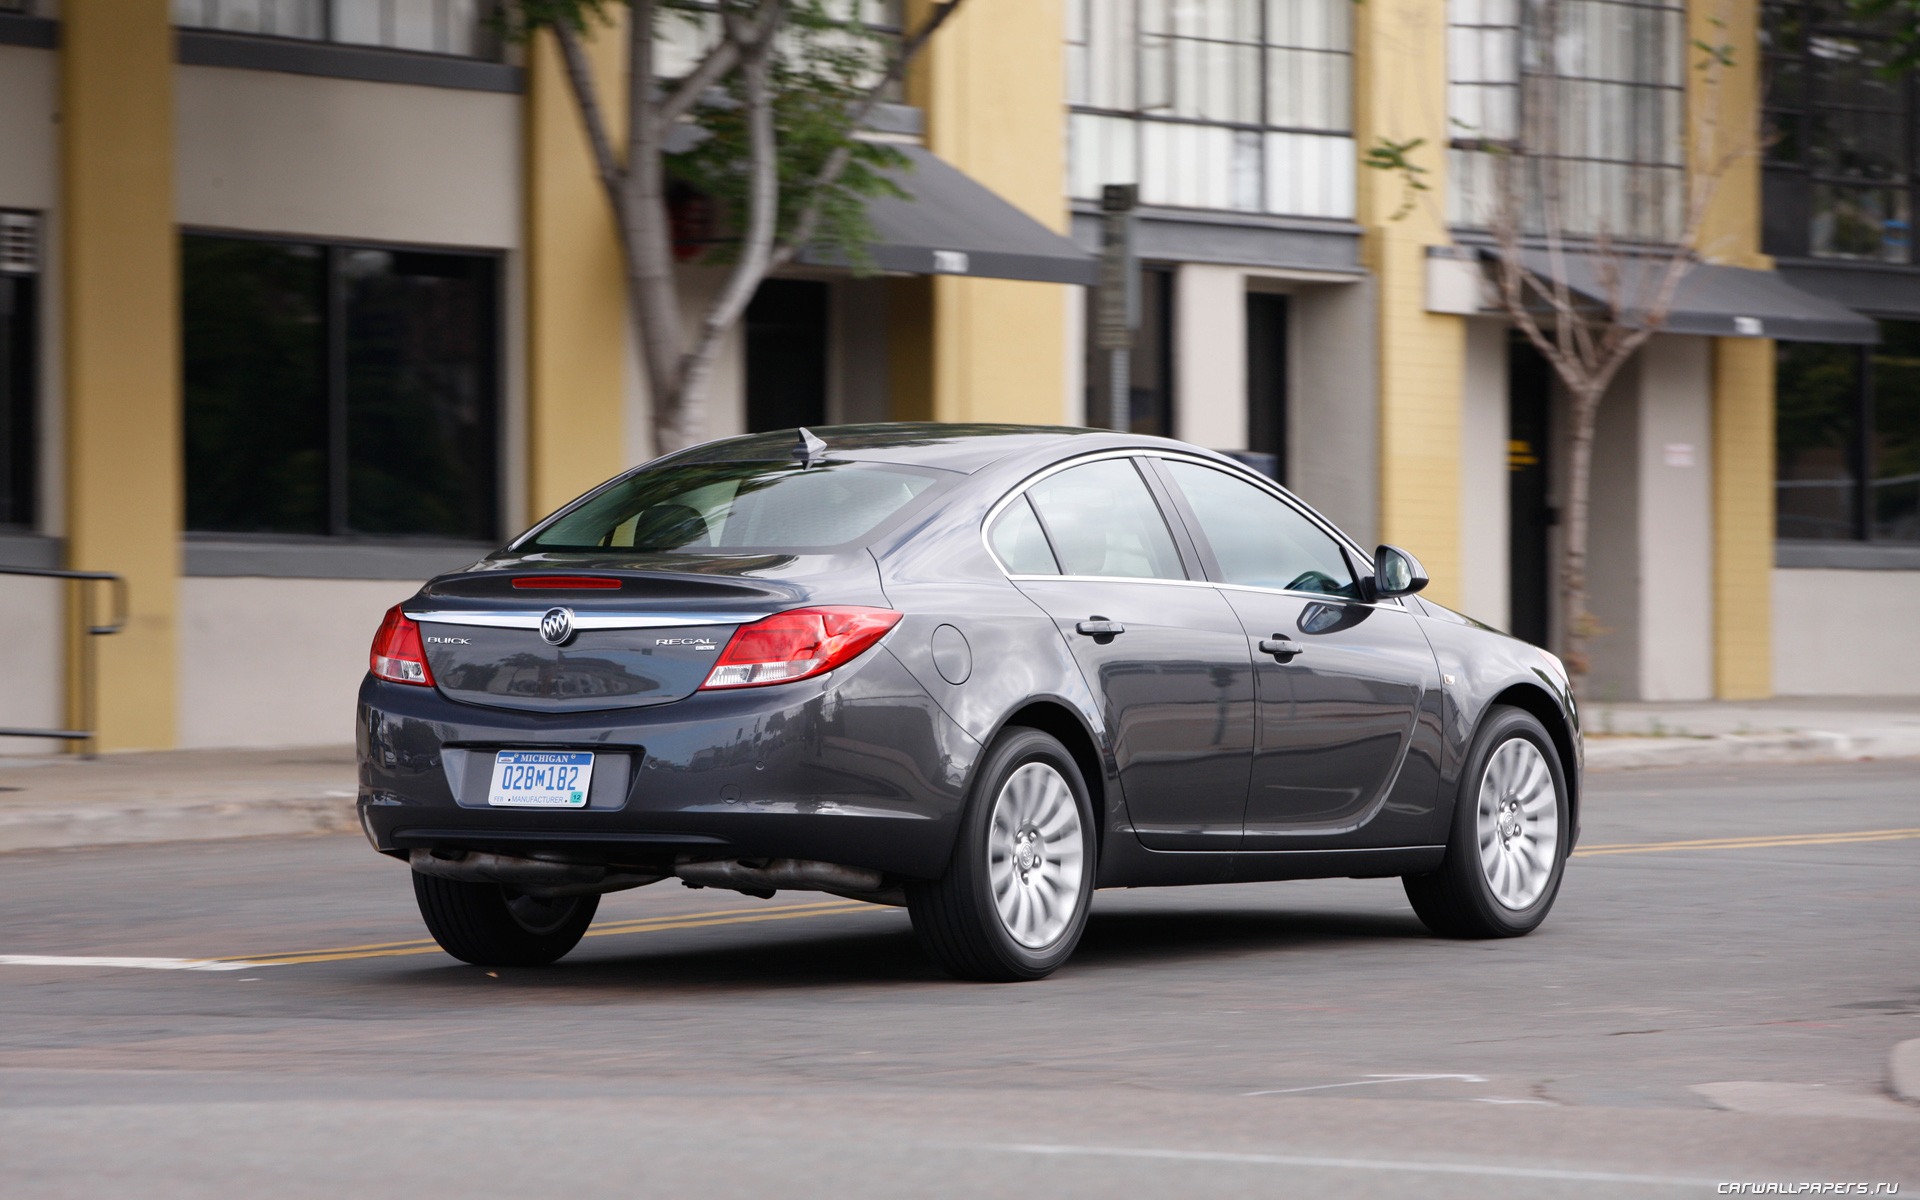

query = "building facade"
[[0, 0, 1913, 754]]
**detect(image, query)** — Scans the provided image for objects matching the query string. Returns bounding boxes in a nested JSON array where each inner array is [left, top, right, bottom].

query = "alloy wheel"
[[986, 761, 1087, 949], [1475, 737, 1560, 911]]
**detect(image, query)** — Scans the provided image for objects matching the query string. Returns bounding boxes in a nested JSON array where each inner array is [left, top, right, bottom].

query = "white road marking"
[[1245, 1072, 1487, 1096], [988, 1143, 1716, 1187], [0, 955, 264, 972]]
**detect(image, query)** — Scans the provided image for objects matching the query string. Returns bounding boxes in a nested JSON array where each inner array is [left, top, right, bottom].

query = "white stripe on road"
[[987, 1143, 1717, 1187], [1245, 1072, 1487, 1096], [0, 955, 263, 972]]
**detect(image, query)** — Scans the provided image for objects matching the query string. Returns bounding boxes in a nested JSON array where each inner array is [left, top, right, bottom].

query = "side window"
[[1163, 460, 1358, 599], [987, 495, 1060, 574], [1025, 458, 1186, 580]]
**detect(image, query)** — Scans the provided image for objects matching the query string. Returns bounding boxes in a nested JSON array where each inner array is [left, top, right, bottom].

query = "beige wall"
[[176, 577, 418, 748], [1635, 335, 1714, 701], [175, 66, 521, 247], [1459, 319, 1509, 631], [1773, 569, 1920, 696], [1173, 264, 1247, 452], [0, 575, 66, 755], [0, 47, 57, 210], [1290, 278, 1378, 547]]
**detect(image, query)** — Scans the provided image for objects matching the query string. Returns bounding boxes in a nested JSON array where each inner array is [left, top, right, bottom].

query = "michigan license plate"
[[487, 750, 594, 808]]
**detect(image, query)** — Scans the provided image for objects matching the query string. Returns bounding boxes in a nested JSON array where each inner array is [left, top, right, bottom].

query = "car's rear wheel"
[[1403, 705, 1568, 938], [908, 728, 1095, 981], [411, 872, 599, 967]]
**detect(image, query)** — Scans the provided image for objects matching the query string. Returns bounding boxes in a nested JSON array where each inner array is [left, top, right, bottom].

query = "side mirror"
[[1373, 545, 1429, 599]]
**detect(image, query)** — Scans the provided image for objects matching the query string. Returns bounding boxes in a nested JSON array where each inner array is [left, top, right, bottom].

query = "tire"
[[907, 728, 1097, 982], [411, 872, 599, 967], [1403, 705, 1569, 939]]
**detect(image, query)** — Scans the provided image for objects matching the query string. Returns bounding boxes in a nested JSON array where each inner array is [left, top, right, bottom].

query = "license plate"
[[487, 750, 594, 808]]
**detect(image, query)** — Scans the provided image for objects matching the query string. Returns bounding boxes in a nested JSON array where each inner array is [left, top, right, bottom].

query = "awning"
[[1483, 248, 1879, 344], [797, 145, 1099, 286]]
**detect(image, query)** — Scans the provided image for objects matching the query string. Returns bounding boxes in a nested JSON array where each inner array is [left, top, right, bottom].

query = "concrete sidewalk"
[[1, 696, 1915, 853]]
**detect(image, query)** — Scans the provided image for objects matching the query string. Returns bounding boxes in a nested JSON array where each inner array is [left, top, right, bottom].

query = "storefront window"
[[172, 0, 500, 59], [1449, 0, 1688, 242], [1762, 1, 1915, 263], [1776, 320, 1920, 544], [0, 212, 38, 531], [1066, 0, 1356, 219], [183, 234, 499, 542]]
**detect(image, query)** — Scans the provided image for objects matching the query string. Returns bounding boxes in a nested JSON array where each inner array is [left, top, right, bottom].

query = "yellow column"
[[1354, 0, 1465, 607], [1690, 0, 1772, 697], [525, 20, 629, 522], [61, 0, 178, 751], [902, 0, 1070, 425]]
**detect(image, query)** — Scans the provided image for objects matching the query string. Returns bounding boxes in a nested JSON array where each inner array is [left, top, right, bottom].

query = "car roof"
[[664, 423, 1181, 474]]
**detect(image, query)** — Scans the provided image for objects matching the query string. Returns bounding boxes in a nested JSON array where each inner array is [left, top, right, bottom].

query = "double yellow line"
[[227, 898, 877, 966], [1574, 827, 1920, 857]]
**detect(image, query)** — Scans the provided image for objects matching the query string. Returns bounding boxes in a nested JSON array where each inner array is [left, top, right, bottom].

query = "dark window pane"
[[1775, 340, 1860, 540], [0, 273, 34, 528], [526, 460, 946, 552], [1163, 460, 1358, 598], [1026, 458, 1185, 580], [1872, 320, 1920, 542], [183, 236, 328, 535], [343, 249, 498, 540], [1084, 266, 1174, 437]]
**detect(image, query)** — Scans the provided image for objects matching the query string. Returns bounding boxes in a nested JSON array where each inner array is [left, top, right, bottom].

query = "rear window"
[[520, 460, 948, 552]]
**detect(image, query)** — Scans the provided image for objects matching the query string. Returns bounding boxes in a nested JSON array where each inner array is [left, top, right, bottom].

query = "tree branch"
[[553, 20, 626, 215]]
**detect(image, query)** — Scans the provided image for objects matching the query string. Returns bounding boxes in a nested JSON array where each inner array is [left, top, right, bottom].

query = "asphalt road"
[[2, 761, 1916, 1199]]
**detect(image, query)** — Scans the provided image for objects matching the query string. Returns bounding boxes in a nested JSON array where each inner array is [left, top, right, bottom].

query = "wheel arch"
[[1485, 682, 1582, 844], [994, 699, 1109, 849]]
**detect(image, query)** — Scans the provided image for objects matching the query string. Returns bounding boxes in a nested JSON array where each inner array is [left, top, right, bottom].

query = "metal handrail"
[[0, 565, 127, 756]]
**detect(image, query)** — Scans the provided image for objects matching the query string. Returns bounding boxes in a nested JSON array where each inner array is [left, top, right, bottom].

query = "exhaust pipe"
[[409, 849, 664, 896], [673, 857, 897, 903]]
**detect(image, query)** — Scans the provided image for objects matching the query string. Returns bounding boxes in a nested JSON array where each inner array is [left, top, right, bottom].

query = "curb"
[[0, 794, 358, 855], [1585, 731, 1920, 771], [1894, 1040, 1920, 1106]]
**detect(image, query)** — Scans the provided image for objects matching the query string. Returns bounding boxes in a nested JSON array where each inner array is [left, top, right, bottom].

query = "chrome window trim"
[[406, 611, 766, 631], [981, 447, 1379, 589]]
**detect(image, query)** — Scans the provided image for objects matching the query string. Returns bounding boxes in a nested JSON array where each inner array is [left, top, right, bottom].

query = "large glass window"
[[1067, 0, 1355, 219], [1026, 458, 1187, 580], [1163, 459, 1357, 597], [1449, 0, 1688, 242], [1762, 1, 1915, 263], [0, 212, 36, 530], [183, 235, 499, 542], [172, 0, 500, 58], [1776, 320, 1920, 544]]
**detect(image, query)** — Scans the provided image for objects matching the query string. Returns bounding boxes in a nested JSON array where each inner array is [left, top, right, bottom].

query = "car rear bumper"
[[356, 647, 980, 881]]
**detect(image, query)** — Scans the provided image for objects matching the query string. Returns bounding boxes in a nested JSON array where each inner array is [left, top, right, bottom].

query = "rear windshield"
[[520, 460, 949, 552]]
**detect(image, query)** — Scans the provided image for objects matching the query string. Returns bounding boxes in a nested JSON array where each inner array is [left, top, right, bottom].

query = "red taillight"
[[370, 605, 435, 687], [511, 576, 621, 590], [701, 607, 902, 689]]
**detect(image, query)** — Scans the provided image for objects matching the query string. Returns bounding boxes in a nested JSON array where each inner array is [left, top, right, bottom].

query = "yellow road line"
[[1575, 827, 1920, 857], [230, 899, 877, 966]]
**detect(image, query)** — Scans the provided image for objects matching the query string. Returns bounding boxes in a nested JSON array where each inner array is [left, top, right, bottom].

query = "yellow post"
[[1353, 0, 1465, 608], [1690, 0, 1773, 697], [901, 0, 1070, 426], [61, 0, 179, 751], [525, 20, 630, 523]]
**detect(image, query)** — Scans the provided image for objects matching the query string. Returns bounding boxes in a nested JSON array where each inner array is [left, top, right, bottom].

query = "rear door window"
[[987, 495, 1061, 574], [1024, 458, 1186, 580]]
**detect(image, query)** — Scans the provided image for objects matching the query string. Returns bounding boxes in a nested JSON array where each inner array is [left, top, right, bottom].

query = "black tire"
[[907, 728, 1097, 982], [1403, 705, 1569, 939], [411, 872, 599, 967]]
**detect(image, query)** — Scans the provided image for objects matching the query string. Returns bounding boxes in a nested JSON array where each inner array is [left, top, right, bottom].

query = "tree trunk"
[[1558, 382, 1603, 695]]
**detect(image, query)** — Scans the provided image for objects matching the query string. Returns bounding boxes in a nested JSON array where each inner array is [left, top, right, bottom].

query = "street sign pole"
[[1096, 184, 1139, 433]]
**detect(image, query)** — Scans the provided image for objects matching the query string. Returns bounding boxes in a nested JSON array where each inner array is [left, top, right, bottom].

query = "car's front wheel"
[[1403, 705, 1569, 938], [412, 873, 599, 967], [908, 728, 1096, 981]]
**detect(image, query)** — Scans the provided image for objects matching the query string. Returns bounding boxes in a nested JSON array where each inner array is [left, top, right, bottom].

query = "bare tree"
[[514, 0, 968, 455]]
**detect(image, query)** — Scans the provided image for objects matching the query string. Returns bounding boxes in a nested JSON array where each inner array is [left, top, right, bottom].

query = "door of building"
[[745, 279, 828, 433], [0, 269, 35, 529], [1246, 292, 1288, 483], [1508, 333, 1553, 647]]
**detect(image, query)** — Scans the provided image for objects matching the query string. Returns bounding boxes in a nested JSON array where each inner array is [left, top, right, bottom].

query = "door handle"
[[1075, 617, 1125, 642], [1259, 637, 1303, 662]]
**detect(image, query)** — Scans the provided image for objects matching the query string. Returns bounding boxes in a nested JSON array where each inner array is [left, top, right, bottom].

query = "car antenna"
[[794, 427, 828, 468]]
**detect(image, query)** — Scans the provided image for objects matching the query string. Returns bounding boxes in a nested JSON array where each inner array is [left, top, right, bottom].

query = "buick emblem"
[[539, 606, 575, 646]]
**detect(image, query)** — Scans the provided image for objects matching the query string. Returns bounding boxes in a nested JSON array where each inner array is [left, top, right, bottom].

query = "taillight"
[[701, 607, 902, 689], [370, 605, 435, 686]]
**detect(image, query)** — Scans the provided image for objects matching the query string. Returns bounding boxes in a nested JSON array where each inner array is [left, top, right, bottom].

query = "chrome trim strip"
[[406, 610, 765, 631]]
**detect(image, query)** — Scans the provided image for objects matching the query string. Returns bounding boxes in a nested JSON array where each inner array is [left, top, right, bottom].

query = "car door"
[[1151, 458, 1442, 847], [990, 455, 1254, 851]]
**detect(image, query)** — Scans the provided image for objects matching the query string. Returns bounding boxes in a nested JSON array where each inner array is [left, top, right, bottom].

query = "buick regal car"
[[358, 424, 1580, 981]]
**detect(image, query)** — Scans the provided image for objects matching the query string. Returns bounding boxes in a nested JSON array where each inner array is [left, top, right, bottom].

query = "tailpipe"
[[672, 857, 898, 903], [408, 849, 664, 896]]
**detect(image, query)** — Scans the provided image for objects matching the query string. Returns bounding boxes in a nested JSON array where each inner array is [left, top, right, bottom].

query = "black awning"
[[1489, 248, 1879, 344], [797, 145, 1098, 286]]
